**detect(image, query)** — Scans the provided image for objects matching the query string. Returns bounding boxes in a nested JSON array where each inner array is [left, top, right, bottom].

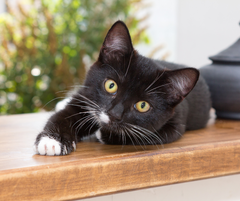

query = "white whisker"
[[127, 123, 163, 147], [145, 70, 165, 92], [76, 116, 96, 133], [74, 93, 100, 109], [124, 50, 134, 77], [123, 127, 137, 150], [147, 83, 172, 94]]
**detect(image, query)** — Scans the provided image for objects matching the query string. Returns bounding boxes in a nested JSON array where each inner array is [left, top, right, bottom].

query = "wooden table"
[[0, 112, 240, 201]]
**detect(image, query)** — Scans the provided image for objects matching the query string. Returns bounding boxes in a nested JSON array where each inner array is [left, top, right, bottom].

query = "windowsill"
[[0, 112, 240, 200]]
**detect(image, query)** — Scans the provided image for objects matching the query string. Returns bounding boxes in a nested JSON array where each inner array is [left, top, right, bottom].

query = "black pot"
[[200, 23, 240, 120]]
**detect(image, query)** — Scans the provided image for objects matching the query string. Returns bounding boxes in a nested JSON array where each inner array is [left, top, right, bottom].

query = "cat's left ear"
[[166, 68, 199, 106], [98, 21, 134, 63]]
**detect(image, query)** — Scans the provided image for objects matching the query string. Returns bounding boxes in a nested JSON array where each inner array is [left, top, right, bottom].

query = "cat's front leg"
[[34, 110, 78, 156], [34, 104, 99, 155]]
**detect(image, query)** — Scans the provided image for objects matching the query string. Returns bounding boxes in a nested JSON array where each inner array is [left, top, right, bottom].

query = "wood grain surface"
[[0, 112, 240, 200]]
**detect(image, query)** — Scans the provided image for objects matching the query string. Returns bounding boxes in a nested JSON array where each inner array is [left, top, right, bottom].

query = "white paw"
[[34, 136, 62, 156]]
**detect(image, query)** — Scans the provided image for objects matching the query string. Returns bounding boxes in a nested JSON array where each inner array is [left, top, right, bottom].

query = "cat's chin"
[[100, 120, 127, 134], [101, 122, 120, 130], [98, 111, 125, 130]]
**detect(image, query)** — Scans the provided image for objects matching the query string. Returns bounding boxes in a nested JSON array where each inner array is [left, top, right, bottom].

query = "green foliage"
[[0, 0, 149, 114]]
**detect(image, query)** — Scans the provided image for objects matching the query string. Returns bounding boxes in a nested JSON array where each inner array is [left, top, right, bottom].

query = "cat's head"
[[82, 21, 199, 144]]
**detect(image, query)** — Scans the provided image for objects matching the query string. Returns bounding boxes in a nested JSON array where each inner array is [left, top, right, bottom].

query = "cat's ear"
[[98, 21, 134, 63], [166, 68, 199, 106]]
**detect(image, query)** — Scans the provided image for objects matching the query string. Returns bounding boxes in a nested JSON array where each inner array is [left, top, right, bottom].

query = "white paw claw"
[[35, 136, 61, 156], [64, 145, 67, 155], [72, 141, 76, 151]]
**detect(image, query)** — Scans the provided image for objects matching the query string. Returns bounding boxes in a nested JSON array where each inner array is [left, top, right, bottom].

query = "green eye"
[[105, 79, 118, 94], [135, 101, 150, 113]]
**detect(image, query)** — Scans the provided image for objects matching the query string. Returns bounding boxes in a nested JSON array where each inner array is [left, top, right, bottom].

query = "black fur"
[[34, 21, 211, 155]]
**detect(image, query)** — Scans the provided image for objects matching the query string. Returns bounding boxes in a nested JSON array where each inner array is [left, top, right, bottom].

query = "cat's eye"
[[135, 101, 150, 113], [105, 79, 118, 94]]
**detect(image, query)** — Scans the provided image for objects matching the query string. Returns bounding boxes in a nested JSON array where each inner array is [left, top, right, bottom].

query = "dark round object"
[[200, 23, 240, 119]]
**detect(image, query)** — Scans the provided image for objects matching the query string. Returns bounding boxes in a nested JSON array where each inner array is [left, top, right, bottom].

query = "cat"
[[34, 20, 213, 156]]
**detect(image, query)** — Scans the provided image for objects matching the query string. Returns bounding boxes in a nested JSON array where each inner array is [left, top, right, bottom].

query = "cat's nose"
[[107, 103, 124, 122], [108, 111, 122, 122]]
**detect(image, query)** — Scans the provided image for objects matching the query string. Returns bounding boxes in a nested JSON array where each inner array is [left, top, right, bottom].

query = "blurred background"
[[0, 0, 240, 115]]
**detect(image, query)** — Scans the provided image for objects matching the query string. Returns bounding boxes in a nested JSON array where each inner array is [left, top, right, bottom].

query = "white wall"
[[176, 0, 240, 68], [0, 1, 5, 14], [136, 0, 178, 61]]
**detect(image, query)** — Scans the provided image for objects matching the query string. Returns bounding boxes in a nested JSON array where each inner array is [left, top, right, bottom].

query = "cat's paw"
[[34, 134, 76, 156]]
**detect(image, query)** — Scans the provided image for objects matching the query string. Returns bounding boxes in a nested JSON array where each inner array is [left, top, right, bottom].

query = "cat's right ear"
[[166, 68, 199, 106], [98, 21, 134, 63]]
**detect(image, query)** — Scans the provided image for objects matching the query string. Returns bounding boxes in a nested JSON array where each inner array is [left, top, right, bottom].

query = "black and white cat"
[[34, 21, 213, 156]]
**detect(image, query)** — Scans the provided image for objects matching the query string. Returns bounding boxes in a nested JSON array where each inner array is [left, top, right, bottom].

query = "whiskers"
[[146, 83, 171, 95], [41, 85, 88, 111], [127, 124, 164, 149], [124, 50, 134, 77], [144, 70, 171, 96], [63, 93, 101, 139], [112, 123, 164, 150]]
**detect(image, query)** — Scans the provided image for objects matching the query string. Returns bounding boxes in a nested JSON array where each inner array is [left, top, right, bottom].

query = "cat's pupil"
[[109, 83, 114, 89], [141, 102, 146, 109]]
